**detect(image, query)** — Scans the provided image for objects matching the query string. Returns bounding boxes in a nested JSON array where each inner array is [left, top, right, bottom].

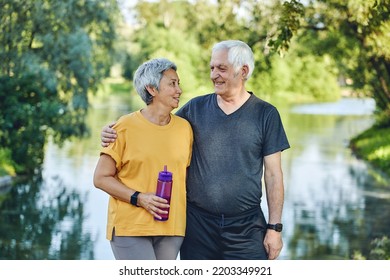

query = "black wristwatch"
[[130, 191, 140, 207], [267, 223, 283, 232]]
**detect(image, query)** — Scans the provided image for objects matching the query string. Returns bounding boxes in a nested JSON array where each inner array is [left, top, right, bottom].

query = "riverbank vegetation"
[[349, 105, 390, 178], [0, 149, 14, 177], [354, 236, 390, 260], [350, 126, 390, 178], [278, 0, 390, 183], [0, 0, 119, 175]]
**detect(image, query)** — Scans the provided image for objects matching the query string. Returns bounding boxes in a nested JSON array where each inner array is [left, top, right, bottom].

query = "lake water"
[[1, 96, 389, 260]]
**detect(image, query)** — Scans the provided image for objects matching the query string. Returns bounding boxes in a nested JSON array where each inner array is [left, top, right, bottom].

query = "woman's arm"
[[93, 154, 169, 219]]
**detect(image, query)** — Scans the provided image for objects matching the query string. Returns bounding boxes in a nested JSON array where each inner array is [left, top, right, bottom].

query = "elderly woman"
[[93, 58, 193, 260]]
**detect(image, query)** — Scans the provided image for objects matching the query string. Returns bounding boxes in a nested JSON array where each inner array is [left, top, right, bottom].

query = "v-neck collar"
[[213, 92, 254, 117]]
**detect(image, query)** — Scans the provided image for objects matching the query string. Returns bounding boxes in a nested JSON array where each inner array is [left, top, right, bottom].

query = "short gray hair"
[[133, 58, 177, 105], [212, 40, 254, 80]]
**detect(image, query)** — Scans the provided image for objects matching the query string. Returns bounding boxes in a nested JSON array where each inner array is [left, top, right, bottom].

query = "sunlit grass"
[[0, 148, 15, 177], [350, 127, 390, 178]]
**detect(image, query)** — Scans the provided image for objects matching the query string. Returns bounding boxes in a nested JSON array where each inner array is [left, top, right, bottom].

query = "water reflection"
[[0, 175, 94, 259], [278, 99, 390, 259]]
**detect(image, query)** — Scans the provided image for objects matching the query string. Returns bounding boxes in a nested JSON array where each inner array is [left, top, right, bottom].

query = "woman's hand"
[[101, 122, 117, 147], [137, 192, 170, 220]]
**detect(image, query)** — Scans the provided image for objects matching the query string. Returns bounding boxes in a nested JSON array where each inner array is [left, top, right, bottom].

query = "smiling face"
[[209, 49, 244, 97], [152, 68, 182, 110]]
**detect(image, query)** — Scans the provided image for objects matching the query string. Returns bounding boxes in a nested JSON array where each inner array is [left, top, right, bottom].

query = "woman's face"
[[154, 68, 182, 110]]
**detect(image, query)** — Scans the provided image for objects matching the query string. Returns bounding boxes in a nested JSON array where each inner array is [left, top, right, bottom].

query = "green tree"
[[120, 0, 340, 103], [270, 0, 390, 124], [0, 0, 119, 174], [121, 0, 210, 97]]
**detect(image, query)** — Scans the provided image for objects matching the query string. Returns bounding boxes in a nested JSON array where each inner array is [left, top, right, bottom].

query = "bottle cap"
[[158, 165, 172, 181]]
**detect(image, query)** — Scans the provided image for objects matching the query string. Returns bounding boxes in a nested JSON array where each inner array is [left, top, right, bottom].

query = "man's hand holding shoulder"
[[101, 121, 117, 147]]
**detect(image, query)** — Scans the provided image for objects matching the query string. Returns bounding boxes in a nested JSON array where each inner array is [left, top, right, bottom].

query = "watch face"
[[275, 223, 283, 232]]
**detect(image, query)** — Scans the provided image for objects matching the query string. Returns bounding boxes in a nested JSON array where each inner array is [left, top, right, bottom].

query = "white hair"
[[133, 58, 177, 105], [212, 40, 254, 80]]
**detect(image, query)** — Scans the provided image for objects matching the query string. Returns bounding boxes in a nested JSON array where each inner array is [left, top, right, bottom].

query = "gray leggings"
[[110, 230, 183, 260]]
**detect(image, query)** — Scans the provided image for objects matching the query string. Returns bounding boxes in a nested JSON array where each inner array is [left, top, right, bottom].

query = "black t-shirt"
[[176, 92, 290, 216]]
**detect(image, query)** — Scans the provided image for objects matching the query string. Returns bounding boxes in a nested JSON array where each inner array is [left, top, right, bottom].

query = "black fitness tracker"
[[267, 223, 283, 232], [130, 191, 140, 207]]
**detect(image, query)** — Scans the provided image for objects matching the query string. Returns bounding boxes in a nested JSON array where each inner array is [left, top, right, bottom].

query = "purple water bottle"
[[155, 165, 173, 221]]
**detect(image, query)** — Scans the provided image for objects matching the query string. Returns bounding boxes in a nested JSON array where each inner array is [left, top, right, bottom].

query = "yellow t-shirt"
[[101, 110, 193, 240]]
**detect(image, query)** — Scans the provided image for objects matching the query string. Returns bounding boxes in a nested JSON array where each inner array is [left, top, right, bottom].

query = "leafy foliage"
[[268, 0, 305, 55], [0, 0, 119, 174], [350, 126, 390, 177], [119, 0, 341, 102], [271, 0, 390, 116], [354, 236, 390, 260]]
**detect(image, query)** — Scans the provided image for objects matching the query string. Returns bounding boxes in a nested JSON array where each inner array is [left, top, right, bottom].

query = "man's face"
[[209, 49, 242, 96]]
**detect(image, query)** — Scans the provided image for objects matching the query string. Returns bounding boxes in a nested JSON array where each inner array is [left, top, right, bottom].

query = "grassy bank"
[[0, 148, 15, 177], [349, 126, 390, 179]]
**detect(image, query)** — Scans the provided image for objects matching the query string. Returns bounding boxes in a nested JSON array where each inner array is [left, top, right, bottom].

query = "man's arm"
[[263, 151, 284, 260], [101, 122, 117, 147]]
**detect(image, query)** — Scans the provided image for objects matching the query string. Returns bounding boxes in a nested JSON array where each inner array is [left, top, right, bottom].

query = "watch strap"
[[130, 191, 140, 207], [267, 223, 283, 232]]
